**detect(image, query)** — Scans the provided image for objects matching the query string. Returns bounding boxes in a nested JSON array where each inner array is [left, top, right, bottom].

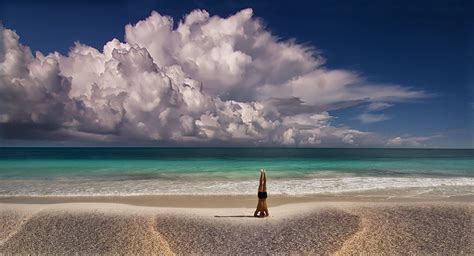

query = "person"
[[254, 168, 269, 217]]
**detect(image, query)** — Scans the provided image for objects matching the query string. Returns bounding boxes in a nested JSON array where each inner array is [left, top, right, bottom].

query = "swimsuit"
[[258, 191, 267, 199]]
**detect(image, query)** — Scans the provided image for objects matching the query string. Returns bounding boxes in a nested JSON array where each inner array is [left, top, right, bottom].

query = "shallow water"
[[0, 148, 473, 196]]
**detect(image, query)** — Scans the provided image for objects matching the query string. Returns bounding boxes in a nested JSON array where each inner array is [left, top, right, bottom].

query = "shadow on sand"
[[214, 215, 256, 218]]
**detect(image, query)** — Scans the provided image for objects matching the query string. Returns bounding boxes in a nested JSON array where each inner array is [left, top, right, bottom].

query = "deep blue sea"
[[0, 148, 472, 196]]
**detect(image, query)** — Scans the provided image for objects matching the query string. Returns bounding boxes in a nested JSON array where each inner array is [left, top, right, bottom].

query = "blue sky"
[[0, 0, 472, 148]]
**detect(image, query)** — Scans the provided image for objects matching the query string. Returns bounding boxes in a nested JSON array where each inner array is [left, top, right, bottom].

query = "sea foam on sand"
[[1, 176, 473, 197]]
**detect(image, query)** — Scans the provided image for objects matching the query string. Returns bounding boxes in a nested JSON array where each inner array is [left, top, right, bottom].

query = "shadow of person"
[[214, 215, 256, 218]]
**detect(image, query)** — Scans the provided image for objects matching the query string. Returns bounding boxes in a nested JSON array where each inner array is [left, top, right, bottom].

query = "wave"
[[0, 177, 473, 197]]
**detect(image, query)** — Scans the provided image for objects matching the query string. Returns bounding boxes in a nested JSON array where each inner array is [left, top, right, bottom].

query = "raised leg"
[[262, 169, 267, 192], [258, 169, 264, 192]]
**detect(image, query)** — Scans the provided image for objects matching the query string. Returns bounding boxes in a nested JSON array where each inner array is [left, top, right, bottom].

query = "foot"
[[260, 168, 264, 173]]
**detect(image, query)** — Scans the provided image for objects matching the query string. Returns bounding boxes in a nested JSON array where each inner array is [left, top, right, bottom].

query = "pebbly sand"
[[0, 197, 472, 255]]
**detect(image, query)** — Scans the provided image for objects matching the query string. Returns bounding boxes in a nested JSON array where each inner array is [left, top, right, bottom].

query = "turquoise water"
[[0, 148, 473, 196]]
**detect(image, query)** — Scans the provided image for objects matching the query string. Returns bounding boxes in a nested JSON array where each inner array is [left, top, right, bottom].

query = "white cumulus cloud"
[[0, 9, 430, 146]]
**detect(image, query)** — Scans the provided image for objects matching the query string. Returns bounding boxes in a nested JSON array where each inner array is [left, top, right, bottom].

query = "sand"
[[0, 197, 472, 255]]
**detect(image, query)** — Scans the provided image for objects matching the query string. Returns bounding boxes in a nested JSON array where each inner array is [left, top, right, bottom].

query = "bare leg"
[[262, 169, 267, 192], [258, 169, 264, 192]]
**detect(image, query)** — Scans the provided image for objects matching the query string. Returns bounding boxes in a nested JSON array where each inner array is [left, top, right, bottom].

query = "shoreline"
[[0, 192, 472, 208]]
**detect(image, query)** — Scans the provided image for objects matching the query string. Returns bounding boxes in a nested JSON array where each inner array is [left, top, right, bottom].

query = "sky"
[[0, 0, 472, 148]]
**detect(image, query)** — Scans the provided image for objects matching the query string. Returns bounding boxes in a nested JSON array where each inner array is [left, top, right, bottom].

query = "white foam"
[[0, 177, 473, 197]]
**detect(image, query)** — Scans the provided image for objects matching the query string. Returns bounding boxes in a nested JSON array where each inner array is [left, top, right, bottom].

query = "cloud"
[[365, 102, 393, 112], [124, 9, 429, 105], [357, 113, 390, 124], [356, 102, 394, 124], [386, 135, 442, 147], [0, 9, 430, 146]]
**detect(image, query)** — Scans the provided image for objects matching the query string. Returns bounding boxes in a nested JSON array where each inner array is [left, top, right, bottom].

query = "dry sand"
[[0, 198, 472, 255]]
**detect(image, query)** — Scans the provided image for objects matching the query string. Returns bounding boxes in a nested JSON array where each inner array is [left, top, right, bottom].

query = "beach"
[[0, 195, 472, 255], [0, 148, 472, 254], [0, 0, 472, 252]]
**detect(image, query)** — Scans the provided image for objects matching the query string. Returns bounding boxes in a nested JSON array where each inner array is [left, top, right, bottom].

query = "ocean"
[[0, 148, 472, 197]]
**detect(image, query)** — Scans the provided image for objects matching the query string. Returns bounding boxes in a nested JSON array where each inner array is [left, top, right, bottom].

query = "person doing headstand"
[[254, 168, 269, 217]]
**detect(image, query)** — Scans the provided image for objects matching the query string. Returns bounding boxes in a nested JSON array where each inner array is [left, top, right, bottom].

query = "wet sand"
[[0, 190, 472, 208], [0, 197, 472, 255]]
